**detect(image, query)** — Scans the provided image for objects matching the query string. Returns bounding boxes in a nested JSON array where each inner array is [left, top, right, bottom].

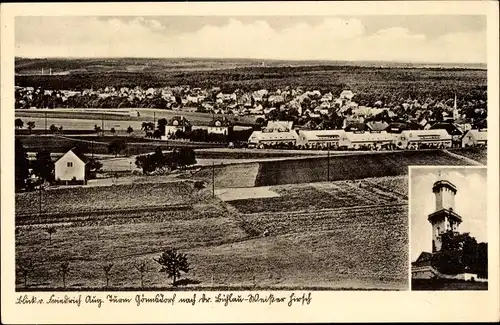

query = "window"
[[67, 162, 73, 167]]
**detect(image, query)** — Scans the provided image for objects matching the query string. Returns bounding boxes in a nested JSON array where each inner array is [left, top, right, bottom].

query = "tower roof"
[[432, 180, 457, 194]]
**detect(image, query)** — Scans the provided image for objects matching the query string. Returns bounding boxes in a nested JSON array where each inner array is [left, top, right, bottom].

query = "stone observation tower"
[[428, 180, 462, 252]]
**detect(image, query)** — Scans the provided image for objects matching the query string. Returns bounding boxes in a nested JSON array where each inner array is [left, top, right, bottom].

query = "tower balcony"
[[428, 208, 462, 224]]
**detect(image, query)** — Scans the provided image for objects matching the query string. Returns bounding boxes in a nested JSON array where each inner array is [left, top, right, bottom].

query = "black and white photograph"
[[410, 166, 488, 290], [12, 13, 490, 293]]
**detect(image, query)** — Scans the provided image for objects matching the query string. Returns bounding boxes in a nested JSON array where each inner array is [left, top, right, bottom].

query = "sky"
[[410, 167, 487, 262], [15, 15, 486, 63]]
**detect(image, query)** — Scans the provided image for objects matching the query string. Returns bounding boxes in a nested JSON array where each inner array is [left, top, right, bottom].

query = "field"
[[16, 175, 409, 291], [15, 181, 197, 216], [411, 279, 488, 291], [226, 177, 407, 214], [15, 108, 259, 127], [450, 147, 487, 165], [255, 150, 476, 186]]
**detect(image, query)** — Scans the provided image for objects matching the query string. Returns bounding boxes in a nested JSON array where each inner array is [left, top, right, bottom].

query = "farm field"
[[16, 176, 408, 291], [15, 181, 197, 216], [225, 176, 407, 214], [255, 150, 477, 186], [15, 108, 259, 126]]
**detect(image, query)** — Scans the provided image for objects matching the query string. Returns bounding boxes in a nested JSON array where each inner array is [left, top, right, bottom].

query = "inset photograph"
[[410, 166, 488, 290]]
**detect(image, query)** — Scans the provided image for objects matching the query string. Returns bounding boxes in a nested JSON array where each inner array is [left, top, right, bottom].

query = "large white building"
[[297, 130, 348, 149], [395, 129, 452, 149], [248, 121, 298, 148]]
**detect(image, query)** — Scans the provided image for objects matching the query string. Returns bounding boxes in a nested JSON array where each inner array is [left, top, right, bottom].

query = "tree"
[[32, 150, 54, 183], [94, 124, 102, 134], [102, 263, 114, 288], [127, 126, 134, 136], [134, 260, 150, 288], [154, 248, 190, 286], [49, 124, 58, 133], [58, 262, 70, 288], [46, 226, 57, 245], [110, 127, 116, 135], [141, 122, 154, 131], [173, 147, 196, 169], [85, 158, 103, 179], [432, 231, 484, 276], [15, 139, 29, 191], [17, 259, 34, 288], [27, 121, 35, 133], [157, 118, 168, 135], [108, 140, 126, 157], [58, 126, 63, 133], [15, 118, 24, 129]]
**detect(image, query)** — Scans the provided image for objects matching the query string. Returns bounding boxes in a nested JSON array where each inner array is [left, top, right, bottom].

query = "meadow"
[[255, 150, 477, 186], [15, 176, 408, 291]]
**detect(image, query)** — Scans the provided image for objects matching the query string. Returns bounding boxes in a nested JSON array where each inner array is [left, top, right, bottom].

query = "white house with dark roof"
[[163, 116, 192, 139], [207, 117, 233, 135], [54, 149, 87, 184]]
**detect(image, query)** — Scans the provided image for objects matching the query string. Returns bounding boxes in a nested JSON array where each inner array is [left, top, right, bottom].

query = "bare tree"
[[46, 226, 57, 245], [102, 263, 114, 288], [58, 262, 70, 288], [17, 259, 34, 287], [134, 260, 150, 288]]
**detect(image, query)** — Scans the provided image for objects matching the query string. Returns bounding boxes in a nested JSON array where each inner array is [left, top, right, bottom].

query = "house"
[[163, 116, 192, 138], [208, 117, 233, 135], [339, 90, 355, 100], [54, 149, 87, 185], [462, 129, 487, 147]]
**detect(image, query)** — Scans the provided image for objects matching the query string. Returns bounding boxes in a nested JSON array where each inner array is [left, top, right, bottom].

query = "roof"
[[429, 122, 464, 135], [399, 129, 452, 140], [344, 131, 395, 142], [299, 130, 347, 141], [366, 121, 389, 132], [432, 180, 457, 194], [265, 120, 293, 132], [168, 116, 191, 126], [344, 122, 367, 132], [248, 130, 298, 142], [208, 117, 233, 127], [412, 252, 433, 266], [55, 148, 88, 164]]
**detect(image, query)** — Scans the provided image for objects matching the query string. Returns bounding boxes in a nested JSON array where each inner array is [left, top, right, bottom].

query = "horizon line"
[[14, 56, 487, 67]]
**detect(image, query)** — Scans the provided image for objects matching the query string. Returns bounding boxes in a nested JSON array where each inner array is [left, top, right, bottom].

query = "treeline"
[[15, 67, 487, 102], [134, 147, 196, 175]]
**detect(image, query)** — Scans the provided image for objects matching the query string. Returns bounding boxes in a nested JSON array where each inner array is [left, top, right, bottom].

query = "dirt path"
[[443, 149, 483, 166]]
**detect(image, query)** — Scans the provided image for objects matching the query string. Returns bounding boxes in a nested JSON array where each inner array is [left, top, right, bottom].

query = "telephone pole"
[[212, 162, 215, 197], [327, 142, 330, 182], [44, 111, 47, 135]]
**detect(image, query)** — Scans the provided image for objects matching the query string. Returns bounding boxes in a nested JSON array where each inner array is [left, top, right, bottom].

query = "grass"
[[227, 180, 406, 214], [15, 108, 259, 126], [193, 163, 260, 188], [450, 147, 487, 165], [255, 150, 476, 186], [15, 175, 409, 291], [16, 181, 196, 216]]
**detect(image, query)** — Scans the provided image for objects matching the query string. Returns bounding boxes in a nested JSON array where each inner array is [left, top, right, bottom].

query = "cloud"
[[15, 16, 486, 63]]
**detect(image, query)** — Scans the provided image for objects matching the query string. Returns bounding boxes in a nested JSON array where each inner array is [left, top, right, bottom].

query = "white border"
[[2, 1, 499, 323]]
